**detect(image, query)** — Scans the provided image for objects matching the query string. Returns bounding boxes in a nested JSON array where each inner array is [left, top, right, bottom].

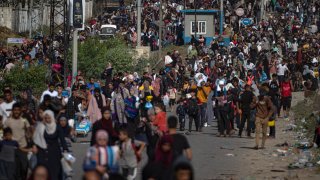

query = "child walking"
[[118, 128, 145, 180], [168, 85, 177, 112], [176, 99, 187, 131]]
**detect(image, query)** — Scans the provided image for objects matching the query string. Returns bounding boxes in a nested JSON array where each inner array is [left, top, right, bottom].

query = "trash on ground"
[[275, 142, 289, 147], [220, 146, 234, 150], [271, 169, 286, 172], [225, 153, 235, 157], [284, 124, 297, 131]]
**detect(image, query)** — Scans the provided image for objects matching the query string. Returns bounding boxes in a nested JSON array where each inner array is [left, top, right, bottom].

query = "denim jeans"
[[198, 103, 207, 128]]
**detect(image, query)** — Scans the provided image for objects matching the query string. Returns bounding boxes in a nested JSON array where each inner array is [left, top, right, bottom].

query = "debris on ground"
[[220, 146, 234, 150], [225, 153, 235, 157]]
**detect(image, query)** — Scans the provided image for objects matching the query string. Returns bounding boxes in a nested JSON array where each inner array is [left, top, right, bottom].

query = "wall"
[[184, 13, 215, 46], [0, 6, 13, 30], [0, 0, 93, 33], [185, 14, 215, 37]]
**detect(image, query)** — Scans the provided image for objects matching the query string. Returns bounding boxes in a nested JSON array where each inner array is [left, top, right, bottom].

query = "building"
[[0, 0, 93, 33], [180, 9, 229, 46]]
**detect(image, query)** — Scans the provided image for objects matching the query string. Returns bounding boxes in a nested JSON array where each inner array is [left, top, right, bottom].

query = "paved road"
[[71, 93, 320, 180], [70, 118, 262, 179]]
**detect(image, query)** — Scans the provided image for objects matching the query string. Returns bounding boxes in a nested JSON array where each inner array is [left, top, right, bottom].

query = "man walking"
[[167, 116, 192, 160], [252, 89, 274, 149], [238, 85, 255, 138]]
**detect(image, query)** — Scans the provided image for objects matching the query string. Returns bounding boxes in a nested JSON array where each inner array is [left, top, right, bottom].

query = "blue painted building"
[[180, 9, 230, 46]]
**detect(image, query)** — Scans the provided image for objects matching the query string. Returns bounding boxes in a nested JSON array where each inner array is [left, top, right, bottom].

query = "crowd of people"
[[0, 0, 320, 180]]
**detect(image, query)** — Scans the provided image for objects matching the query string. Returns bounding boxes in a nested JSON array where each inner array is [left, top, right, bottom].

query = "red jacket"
[[154, 111, 168, 133]]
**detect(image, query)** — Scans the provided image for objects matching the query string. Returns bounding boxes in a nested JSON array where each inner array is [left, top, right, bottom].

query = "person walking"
[[4, 103, 32, 180], [32, 110, 69, 180], [91, 108, 118, 146], [238, 85, 255, 138], [280, 77, 293, 119], [252, 89, 274, 149], [167, 116, 192, 161], [186, 89, 200, 134]]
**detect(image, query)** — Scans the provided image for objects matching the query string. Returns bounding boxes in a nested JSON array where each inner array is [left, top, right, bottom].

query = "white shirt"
[[40, 90, 58, 102], [292, 42, 298, 52], [0, 101, 16, 123], [245, 62, 255, 71], [277, 64, 289, 76], [164, 55, 173, 65], [5, 63, 15, 72]]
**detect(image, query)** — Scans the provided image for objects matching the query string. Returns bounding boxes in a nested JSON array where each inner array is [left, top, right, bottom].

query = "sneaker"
[[204, 123, 208, 127], [185, 131, 191, 135], [253, 146, 259, 150]]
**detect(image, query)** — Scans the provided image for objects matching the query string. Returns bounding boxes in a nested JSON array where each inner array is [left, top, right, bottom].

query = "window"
[[191, 21, 206, 34]]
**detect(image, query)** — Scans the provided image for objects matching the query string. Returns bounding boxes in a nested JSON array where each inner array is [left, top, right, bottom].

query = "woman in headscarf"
[[90, 108, 117, 146], [111, 83, 129, 125], [139, 80, 155, 118], [83, 130, 119, 178], [152, 76, 162, 103], [32, 110, 68, 180], [143, 108, 160, 161], [87, 88, 106, 124], [154, 135, 174, 169]]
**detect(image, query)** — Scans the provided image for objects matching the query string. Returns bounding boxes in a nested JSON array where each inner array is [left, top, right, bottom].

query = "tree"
[[0, 65, 48, 97], [76, 37, 134, 78]]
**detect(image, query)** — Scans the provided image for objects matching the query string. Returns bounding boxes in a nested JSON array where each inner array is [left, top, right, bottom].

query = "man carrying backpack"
[[186, 89, 200, 134]]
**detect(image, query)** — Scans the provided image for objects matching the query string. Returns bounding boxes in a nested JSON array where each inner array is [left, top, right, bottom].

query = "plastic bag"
[[163, 95, 169, 106]]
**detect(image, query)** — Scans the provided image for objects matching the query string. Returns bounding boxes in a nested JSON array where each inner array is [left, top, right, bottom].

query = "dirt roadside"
[[233, 92, 320, 180]]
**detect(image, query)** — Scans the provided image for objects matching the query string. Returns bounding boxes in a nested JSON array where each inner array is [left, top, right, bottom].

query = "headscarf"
[[155, 135, 174, 168], [152, 78, 161, 97], [33, 110, 57, 149], [95, 130, 109, 145], [43, 110, 57, 135]]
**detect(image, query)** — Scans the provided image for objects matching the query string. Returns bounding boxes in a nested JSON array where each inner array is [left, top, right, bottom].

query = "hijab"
[[43, 110, 57, 135], [155, 135, 174, 168], [152, 78, 161, 97], [33, 110, 57, 149], [95, 130, 109, 146]]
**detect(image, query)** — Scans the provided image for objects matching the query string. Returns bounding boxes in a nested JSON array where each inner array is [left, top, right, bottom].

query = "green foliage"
[[0, 65, 48, 97], [76, 37, 134, 78]]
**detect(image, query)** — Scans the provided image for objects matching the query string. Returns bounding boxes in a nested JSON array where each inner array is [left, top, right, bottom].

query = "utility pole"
[[29, 0, 33, 38], [194, 1, 197, 39], [220, 0, 224, 35], [72, 29, 78, 85], [260, 0, 265, 22], [158, 0, 162, 62], [137, 0, 141, 47]]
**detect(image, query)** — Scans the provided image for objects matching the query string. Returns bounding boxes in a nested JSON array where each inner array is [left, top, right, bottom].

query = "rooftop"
[[180, 9, 221, 13]]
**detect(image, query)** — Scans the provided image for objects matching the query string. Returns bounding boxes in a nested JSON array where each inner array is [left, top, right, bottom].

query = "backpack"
[[120, 139, 142, 163], [124, 96, 139, 119], [131, 140, 142, 163], [187, 99, 199, 116]]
